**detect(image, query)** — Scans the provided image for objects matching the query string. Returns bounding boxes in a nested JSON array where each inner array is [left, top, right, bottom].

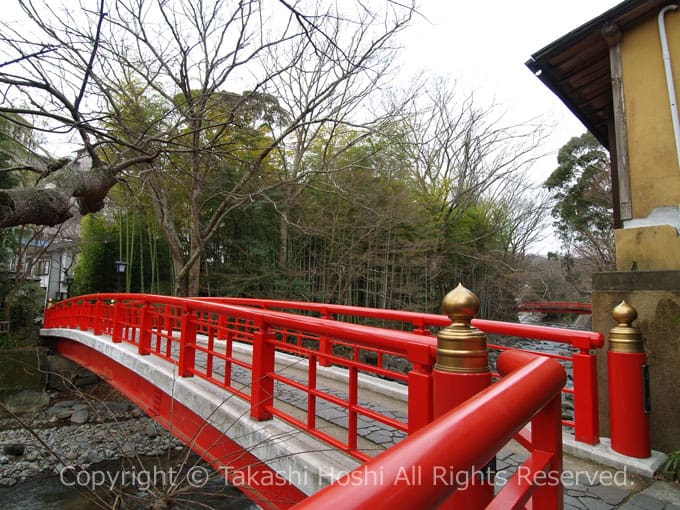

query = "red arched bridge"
[[42, 289, 606, 509]]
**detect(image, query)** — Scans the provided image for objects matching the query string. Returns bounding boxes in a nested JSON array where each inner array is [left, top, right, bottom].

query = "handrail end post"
[[433, 283, 494, 507], [139, 302, 153, 356], [573, 350, 600, 445], [608, 301, 651, 458]]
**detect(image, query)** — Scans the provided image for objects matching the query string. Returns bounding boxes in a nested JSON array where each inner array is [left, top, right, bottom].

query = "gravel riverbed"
[[0, 385, 185, 488]]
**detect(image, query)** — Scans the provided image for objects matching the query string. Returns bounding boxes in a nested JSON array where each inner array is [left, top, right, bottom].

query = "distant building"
[[3, 227, 79, 307]]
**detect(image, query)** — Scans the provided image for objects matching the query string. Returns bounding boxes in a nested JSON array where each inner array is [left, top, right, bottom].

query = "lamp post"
[[64, 274, 74, 298], [115, 260, 127, 293]]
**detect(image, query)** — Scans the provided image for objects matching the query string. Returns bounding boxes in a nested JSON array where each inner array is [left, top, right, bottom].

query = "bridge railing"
[[292, 350, 567, 510], [199, 296, 603, 445], [44, 293, 437, 461]]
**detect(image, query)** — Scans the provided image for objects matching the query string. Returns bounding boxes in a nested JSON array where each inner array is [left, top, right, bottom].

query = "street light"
[[64, 274, 74, 298], [115, 260, 127, 293]]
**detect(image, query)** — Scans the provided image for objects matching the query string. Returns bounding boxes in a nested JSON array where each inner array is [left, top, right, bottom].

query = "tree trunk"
[[172, 258, 187, 297], [0, 154, 117, 228], [187, 254, 201, 296]]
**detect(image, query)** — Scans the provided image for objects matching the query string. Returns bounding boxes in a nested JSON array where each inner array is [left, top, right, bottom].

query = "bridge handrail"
[[197, 296, 603, 445], [45, 293, 436, 359], [292, 350, 566, 509], [198, 296, 604, 349], [45, 293, 602, 447]]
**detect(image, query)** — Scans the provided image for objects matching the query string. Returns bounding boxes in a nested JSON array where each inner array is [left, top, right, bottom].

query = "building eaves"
[[525, 0, 672, 148]]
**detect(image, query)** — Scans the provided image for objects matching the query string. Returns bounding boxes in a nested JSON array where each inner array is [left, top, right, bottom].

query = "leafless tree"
[[0, 0, 416, 295], [393, 77, 546, 227]]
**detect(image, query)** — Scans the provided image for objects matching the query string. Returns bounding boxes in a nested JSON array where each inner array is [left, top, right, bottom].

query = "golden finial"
[[612, 300, 637, 326], [442, 283, 480, 325], [436, 284, 488, 373], [609, 300, 644, 353]]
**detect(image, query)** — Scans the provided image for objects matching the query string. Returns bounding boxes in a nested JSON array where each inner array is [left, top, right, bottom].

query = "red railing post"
[[318, 308, 333, 367], [529, 394, 564, 509], [251, 319, 274, 421], [608, 301, 650, 458], [103, 299, 111, 333], [111, 300, 123, 343], [89, 299, 98, 331], [75, 300, 83, 329], [572, 346, 600, 445], [80, 300, 90, 331], [139, 302, 153, 356], [178, 305, 197, 377], [217, 313, 227, 340], [92, 299, 104, 335], [411, 317, 429, 335], [433, 284, 493, 509], [165, 306, 176, 339], [407, 365, 433, 433]]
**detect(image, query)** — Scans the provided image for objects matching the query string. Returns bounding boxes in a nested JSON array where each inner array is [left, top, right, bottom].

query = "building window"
[[34, 258, 50, 276]]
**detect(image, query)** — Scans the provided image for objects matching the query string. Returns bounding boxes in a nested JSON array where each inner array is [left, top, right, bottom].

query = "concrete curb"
[[565, 435, 667, 478]]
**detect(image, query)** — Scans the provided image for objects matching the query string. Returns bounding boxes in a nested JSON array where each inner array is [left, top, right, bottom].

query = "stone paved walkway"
[[496, 440, 680, 509]]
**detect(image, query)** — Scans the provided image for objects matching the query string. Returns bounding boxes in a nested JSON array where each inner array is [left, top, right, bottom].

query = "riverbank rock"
[[2, 444, 25, 457], [0, 477, 16, 487], [46, 354, 99, 390], [0, 382, 186, 484], [0, 348, 50, 416], [70, 409, 89, 424], [2, 390, 50, 415], [145, 423, 158, 438]]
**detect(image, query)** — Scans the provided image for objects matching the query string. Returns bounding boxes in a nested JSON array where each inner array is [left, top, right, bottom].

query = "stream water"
[[0, 452, 257, 510]]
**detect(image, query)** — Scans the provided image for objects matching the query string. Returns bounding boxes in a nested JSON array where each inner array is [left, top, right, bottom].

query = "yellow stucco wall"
[[621, 9, 680, 219], [615, 225, 680, 271]]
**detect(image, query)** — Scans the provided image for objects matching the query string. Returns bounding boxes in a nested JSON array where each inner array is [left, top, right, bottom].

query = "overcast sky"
[[398, 0, 619, 181], [395, 1, 621, 252]]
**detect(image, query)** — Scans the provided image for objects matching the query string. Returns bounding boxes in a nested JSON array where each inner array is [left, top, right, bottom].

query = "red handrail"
[[197, 296, 603, 444], [198, 297, 602, 347], [292, 350, 566, 510]]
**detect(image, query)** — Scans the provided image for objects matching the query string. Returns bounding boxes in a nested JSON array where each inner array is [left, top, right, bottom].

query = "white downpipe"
[[659, 5, 680, 167]]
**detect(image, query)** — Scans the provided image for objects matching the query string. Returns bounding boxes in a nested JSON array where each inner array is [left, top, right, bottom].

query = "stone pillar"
[[592, 270, 680, 453]]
